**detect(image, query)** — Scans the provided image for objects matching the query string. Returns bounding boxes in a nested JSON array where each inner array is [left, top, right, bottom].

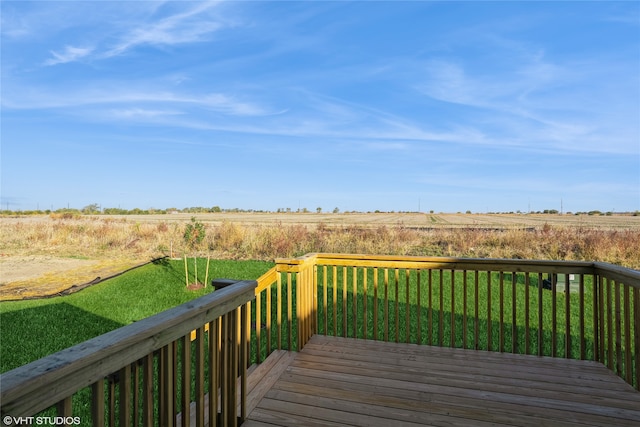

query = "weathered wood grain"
[[244, 335, 640, 426]]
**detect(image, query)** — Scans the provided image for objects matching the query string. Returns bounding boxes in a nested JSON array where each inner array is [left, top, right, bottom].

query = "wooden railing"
[[254, 254, 640, 391], [2, 253, 638, 426], [0, 279, 257, 427]]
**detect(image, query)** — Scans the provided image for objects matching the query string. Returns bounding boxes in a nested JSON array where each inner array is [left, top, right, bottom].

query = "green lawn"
[[0, 258, 273, 373]]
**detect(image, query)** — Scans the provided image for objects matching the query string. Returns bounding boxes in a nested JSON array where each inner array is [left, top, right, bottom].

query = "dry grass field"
[[1, 212, 639, 300], [80, 211, 640, 229]]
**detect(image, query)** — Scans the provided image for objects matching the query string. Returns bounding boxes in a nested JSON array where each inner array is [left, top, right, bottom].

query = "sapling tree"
[[182, 217, 208, 288]]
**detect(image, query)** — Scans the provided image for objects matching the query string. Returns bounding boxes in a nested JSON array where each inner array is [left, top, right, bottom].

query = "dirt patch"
[[186, 282, 206, 291], [0, 255, 147, 301], [0, 255, 95, 283]]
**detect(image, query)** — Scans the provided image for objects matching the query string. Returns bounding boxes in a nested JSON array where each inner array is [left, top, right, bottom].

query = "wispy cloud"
[[1, 81, 272, 117], [34, 2, 227, 66], [104, 2, 224, 58], [108, 108, 184, 119], [44, 45, 94, 66], [414, 48, 638, 155]]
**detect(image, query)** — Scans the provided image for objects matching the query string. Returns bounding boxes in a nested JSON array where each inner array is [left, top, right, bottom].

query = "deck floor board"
[[245, 335, 640, 426]]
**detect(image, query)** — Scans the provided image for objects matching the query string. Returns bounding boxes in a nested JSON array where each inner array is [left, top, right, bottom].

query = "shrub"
[[183, 217, 205, 248]]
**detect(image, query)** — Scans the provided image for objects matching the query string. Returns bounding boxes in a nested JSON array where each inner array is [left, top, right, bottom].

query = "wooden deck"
[[242, 335, 640, 427]]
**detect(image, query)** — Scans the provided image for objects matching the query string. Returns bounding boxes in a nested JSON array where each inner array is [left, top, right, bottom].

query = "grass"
[[0, 258, 273, 373]]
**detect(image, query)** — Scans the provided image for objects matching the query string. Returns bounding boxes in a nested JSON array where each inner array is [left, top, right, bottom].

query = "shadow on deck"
[[242, 335, 640, 427]]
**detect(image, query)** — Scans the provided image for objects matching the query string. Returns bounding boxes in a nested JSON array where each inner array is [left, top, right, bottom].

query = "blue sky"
[[1, 1, 639, 213]]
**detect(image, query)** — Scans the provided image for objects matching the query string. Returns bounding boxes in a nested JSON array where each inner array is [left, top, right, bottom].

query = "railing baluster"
[[256, 288, 262, 364], [524, 271, 531, 354], [195, 327, 205, 427], [143, 354, 153, 426], [277, 272, 282, 351], [287, 272, 293, 351], [509, 272, 515, 354], [296, 270, 301, 350], [307, 267, 313, 346], [623, 284, 632, 385], [333, 265, 338, 337], [615, 280, 622, 376], [323, 265, 328, 336], [118, 365, 131, 426], [450, 270, 455, 348], [266, 281, 272, 354], [634, 287, 640, 390], [552, 273, 557, 357], [363, 267, 368, 340], [209, 319, 219, 427], [172, 341, 178, 419], [565, 274, 571, 359], [91, 380, 105, 427], [511, 272, 517, 354], [313, 265, 318, 340], [499, 271, 504, 353], [524, 272, 530, 355], [474, 271, 479, 350], [429, 269, 434, 346], [241, 304, 249, 422], [462, 270, 467, 349], [160, 343, 174, 427], [593, 275, 600, 361], [353, 266, 358, 339], [395, 268, 400, 343], [56, 397, 73, 426], [598, 275, 606, 363], [406, 269, 411, 344], [133, 361, 139, 427], [538, 272, 543, 356], [439, 269, 444, 347], [384, 268, 389, 342], [221, 313, 231, 426], [606, 278, 614, 370], [300, 269, 306, 346], [181, 334, 191, 427], [579, 275, 585, 360], [373, 267, 378, 341], [487, 271, 492, 352], [592, 274, 599, 362], [234, 307, 240, 425], [343, 266, 348, 338], [417, 270, 422, 345]]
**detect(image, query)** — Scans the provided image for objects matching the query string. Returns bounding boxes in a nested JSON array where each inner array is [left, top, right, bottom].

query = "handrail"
[[255, 266, 278, 294], [1, 279, 257, 424], [278, 252, 609, 275], [594, 261, 640, 288]]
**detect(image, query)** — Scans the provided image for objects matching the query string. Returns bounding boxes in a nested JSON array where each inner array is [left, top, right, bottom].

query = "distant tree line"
[[1, 205, 638, 217]]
